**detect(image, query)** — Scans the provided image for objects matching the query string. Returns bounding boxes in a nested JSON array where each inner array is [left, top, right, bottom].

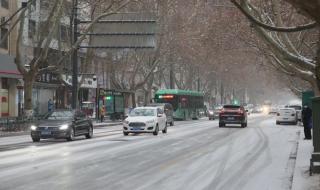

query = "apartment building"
[[0, 0, 22, 117]]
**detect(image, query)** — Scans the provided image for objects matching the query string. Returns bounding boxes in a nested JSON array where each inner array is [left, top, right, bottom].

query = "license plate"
[[283, 118, 288, 120], [41, 131, 51, 135], [227, 117, 234, 120], [132, 127, 141, 130]]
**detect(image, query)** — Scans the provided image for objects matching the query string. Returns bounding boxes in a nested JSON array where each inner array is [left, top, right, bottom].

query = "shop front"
[[0, 54, 22, 117]]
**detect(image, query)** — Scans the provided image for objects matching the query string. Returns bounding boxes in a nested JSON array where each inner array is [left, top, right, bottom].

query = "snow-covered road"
[[0, 115, 303, 190]]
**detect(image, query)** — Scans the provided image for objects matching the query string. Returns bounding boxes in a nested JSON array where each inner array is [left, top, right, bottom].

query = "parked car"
[[147, 103, 174, 126], [30, 110, 93, 142], [123, 107, 167, 136], [219, 105, 248, 128], [268, 106, 278, 114], [252, 106, 263, 113], [213, 106, 223, 119], [285, 105, 302, 122], [276, 108, 297, 125], [208, 109, 215, 120]]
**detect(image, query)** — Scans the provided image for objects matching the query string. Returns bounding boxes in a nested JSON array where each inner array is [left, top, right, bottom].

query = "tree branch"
[[231, 0, 317, 32]]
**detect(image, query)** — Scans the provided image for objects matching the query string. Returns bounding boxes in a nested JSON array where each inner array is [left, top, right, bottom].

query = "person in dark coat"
[[302, 105, 312, 140]]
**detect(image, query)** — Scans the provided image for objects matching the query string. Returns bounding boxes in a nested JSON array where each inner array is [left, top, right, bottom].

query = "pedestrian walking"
[[100, 106, 105, 122], [302, 105, 312, 140], [48, 99, 54, 112]]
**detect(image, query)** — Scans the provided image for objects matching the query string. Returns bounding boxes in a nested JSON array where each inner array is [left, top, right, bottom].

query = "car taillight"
[[220, 109, 225, 115], [238, 110, 244, 115]]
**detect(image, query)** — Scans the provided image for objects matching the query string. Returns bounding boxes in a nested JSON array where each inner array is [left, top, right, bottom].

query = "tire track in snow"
[[206, 125, 270, 190]]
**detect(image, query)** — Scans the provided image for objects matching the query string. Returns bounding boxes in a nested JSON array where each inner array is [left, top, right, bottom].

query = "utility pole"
[[220, 82, 224, 105], [71, 0, 78, 109], [169, 62, 174, 89], [197, 67, 200, 92]]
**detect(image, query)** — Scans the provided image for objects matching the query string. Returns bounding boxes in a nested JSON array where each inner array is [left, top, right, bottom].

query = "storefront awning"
[[0, 54, 22, 79]]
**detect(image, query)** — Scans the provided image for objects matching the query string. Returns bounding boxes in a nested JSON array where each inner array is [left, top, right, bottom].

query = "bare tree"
[[230, 0, 320, 95]]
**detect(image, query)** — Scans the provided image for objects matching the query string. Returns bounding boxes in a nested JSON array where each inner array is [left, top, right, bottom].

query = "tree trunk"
[[131, 93, 136, 108], [24, 74, 35, 117], [314, 33, 320, 96]]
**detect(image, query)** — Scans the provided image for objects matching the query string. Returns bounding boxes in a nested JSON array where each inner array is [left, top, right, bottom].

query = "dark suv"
[[219, 105, 247, 128]]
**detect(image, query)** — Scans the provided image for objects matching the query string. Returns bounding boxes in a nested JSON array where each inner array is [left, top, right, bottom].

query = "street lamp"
[[71, 0, 79, 109]]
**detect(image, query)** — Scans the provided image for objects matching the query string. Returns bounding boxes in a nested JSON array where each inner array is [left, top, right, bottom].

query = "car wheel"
[[219, 123, 224, 127], [67, 128, 75, 141], [276, 121, 280, 125], [123, 132, 129, 136], [153, 125, 159, 136], [162, 123, 167, 134], [85, 126, 93, 139], [32, 137, 40, 142]]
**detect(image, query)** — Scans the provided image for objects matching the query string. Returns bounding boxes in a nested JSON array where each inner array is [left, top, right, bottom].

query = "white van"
[[276, 108, 297, 125]]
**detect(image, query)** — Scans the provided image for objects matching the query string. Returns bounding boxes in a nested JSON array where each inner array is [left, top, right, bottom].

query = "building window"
[[28, 0, 37, 12], [0, 27, 8, 49], [1, 0, 9, 9], [28, 19, 36, 39], [1, 78, 9, 89], [60, 25, 69, 42]]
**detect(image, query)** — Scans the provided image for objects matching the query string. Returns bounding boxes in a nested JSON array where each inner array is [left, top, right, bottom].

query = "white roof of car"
[[279, 108, 295, 111]]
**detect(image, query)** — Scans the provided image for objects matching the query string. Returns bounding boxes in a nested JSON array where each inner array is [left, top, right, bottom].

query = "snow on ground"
[[0, 115, 319, 190]]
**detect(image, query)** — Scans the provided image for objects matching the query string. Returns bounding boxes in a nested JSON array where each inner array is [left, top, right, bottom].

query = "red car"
[[219, 105, 248, 128]]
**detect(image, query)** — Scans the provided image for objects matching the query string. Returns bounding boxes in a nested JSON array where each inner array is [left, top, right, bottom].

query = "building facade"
[[0, 0, 22, 117]]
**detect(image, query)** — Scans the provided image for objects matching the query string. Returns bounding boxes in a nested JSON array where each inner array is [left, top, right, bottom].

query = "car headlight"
[[30, 125, 37, 131], [123, 120, 129, 124], [59, 124, 69, 130]]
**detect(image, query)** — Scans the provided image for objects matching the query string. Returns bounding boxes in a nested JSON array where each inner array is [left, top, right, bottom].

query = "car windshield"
[[288, 105, 302, 110], [223, 105, 240, 109], [47, 111, 74, 120], [129, 109, 156, 117]]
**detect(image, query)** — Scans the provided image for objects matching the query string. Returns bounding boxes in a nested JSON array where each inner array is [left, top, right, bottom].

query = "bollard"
[[310, 97, 320, 174]]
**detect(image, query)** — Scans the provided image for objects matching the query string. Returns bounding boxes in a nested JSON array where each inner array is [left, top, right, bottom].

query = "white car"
[[276, 108, 297, 125], [123, 107, 167, 136], [286, 105, 302, 121]]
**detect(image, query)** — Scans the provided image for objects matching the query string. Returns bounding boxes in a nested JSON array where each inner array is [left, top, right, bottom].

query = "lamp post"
[[71, 0, 78, 109]]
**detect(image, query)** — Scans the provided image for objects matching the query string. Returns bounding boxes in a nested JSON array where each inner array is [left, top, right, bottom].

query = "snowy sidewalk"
[[292, 131, 320, 190]]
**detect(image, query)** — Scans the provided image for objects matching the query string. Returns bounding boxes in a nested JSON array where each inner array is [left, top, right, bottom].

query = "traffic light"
[[105, 96, 112, 100], [232, 99, 239, 105]]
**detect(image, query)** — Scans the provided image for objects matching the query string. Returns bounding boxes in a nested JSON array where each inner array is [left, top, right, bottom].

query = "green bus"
[[154, 89, 204, 120]]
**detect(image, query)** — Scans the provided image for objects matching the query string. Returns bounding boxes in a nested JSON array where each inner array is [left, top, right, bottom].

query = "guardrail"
[[0, 117, 39, 132]]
